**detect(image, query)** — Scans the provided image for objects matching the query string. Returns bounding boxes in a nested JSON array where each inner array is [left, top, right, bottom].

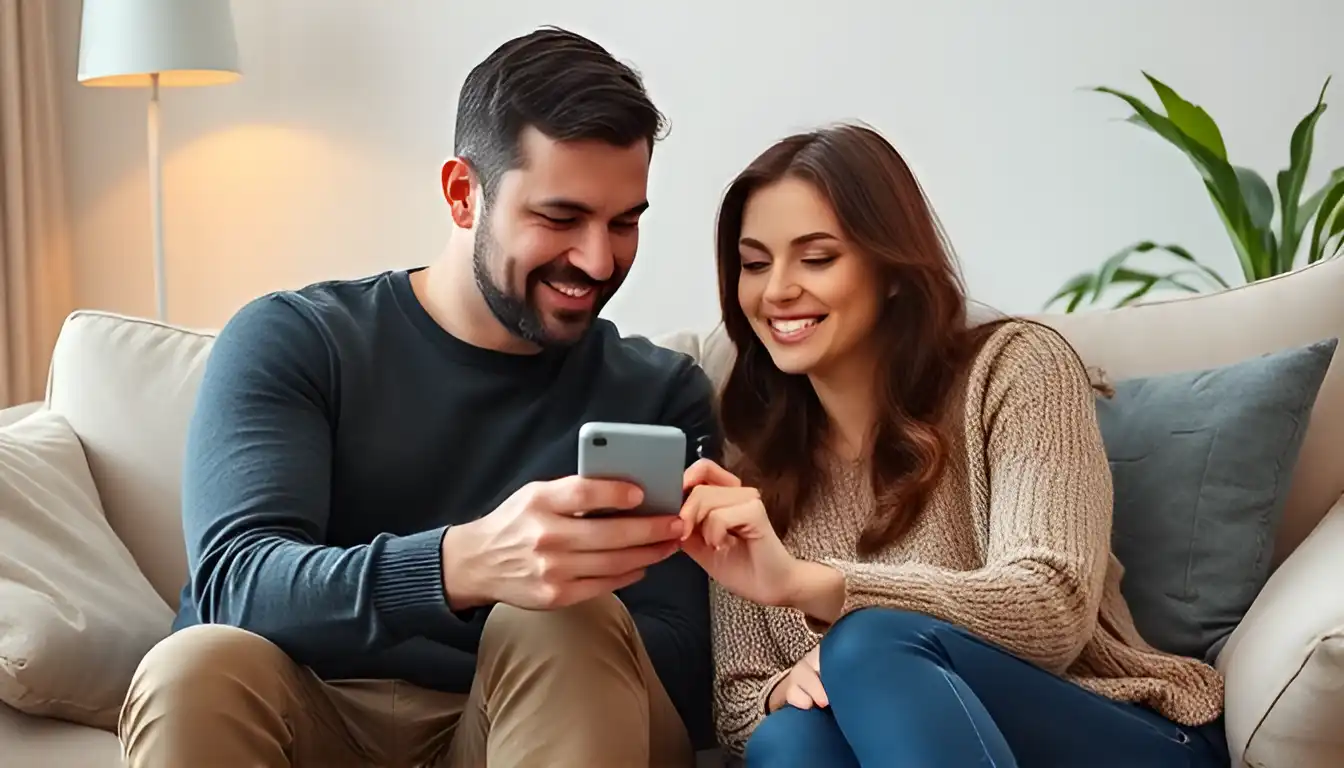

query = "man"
[[118, 27, 721, 767]]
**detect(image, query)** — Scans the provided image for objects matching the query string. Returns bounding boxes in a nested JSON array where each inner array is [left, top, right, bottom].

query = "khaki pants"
[[118, 595, 694, 767]]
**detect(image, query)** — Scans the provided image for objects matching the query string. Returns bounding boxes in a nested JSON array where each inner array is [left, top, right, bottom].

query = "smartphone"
[[577, 422, 686, 516]]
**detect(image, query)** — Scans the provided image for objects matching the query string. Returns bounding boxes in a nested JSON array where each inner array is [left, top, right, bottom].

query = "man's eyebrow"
[[535, 198, 650, 218]]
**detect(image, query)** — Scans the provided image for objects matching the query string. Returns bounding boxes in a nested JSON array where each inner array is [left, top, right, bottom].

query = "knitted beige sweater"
[[709, 321, 1226, 754]]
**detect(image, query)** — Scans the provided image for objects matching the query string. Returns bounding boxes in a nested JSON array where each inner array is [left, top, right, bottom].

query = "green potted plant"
[[1046, 74, 1344, 312]]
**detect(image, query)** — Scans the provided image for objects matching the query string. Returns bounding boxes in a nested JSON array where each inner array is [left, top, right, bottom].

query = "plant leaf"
[[1107, 267, 1203, 306], [1234, 167, 1276, 232], [1096, 86, 1254, 281], [1117, 278, 1160, 306], [1143, 72, 1228, 160], [1045, 259, 1213, 313], [1204, 179, 1259, 281], [1328, 202, 1344, 258], [1125, 113, 1156, 133], [1092, 240, 1231, 294], [1307, 179, 1344, 264], [1067, 288, 1088, 312], [1044, 272, 1095, 312], [1234, 166, 1276, 277], [1276, 77, 1331, 273], [1300, 166, 1344, 229], [1151, 243, 1233, 288]]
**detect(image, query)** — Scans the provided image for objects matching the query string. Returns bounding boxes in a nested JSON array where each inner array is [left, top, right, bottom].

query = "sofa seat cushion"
[[0, 411, 174, 729], [0, 704, 121, 768]]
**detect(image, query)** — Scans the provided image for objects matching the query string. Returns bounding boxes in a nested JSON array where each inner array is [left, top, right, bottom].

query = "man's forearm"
[[191, 525, 480, 659]]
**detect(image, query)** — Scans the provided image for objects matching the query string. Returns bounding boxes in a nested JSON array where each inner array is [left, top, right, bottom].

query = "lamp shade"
[[78, 0, 241, 87]]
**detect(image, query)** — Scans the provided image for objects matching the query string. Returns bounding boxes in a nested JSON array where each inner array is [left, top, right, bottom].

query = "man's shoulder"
[[221, 270, 402, 346], [584, 320, 703, 386], [582, 321, 717, 439]]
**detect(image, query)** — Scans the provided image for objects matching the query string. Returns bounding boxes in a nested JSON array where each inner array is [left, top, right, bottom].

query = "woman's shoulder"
[[974, 317, 1081, 368], [965, 319, 1100, 409]]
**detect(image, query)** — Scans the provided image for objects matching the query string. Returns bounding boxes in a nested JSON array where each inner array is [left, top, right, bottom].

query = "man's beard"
[[471, 222, 618, 348]]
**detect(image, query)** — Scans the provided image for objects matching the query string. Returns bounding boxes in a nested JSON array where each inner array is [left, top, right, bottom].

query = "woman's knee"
[[820, 608, 947, 678], [744, 706, 848, 768]]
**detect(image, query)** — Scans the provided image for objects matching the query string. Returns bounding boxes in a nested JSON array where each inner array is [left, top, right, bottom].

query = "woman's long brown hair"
[[715, 123, 1010, 555]]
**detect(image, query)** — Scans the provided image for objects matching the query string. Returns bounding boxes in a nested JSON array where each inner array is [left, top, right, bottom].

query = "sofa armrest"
[[0, 402, 42, 429], [1217, 493, 1344, 767]]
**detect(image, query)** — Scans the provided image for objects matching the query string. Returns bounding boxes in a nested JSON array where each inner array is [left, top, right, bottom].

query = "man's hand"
[[439, 476, 686, 611], [767, 644, 828, 712]]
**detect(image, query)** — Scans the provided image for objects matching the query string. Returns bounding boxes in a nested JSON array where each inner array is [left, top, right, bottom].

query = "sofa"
[[2, 254, 1343, 767]]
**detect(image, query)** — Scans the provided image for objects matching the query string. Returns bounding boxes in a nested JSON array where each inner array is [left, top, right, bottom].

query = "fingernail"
[[628, 487, 643, 506], [669, 518, 684, 536]]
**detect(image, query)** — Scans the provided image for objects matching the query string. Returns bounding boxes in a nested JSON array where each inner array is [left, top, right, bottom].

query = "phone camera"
[[592, 436, 607, 447]]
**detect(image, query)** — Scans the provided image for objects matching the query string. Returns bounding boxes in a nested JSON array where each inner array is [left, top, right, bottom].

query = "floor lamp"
[[76, 0, 241, 322]]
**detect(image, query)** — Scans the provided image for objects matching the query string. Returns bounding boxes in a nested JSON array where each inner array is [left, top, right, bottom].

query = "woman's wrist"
[[764, 671, 790, 713], [783, 559, 846, 625]]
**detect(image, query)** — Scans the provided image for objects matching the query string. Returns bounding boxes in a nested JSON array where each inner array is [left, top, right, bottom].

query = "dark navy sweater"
[[175, 267, 720, 744]]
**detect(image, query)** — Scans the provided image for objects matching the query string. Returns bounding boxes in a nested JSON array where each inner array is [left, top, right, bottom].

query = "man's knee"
[[121, 624, 294, 727], [474, 594, 647, 708], [481, 594, 636, 658]]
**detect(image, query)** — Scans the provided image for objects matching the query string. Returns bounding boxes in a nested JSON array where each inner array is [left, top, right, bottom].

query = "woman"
[[677, 123, 1228, 767]]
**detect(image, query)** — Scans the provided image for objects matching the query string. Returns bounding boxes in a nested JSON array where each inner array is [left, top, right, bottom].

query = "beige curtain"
[[0, 0, 73, 409]]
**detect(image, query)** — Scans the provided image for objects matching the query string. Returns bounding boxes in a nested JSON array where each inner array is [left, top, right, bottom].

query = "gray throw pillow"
[[1095, 338, 1337, 663]]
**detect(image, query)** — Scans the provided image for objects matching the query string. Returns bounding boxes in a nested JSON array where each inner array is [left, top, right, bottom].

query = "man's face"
[[473, 126, 651, 348]]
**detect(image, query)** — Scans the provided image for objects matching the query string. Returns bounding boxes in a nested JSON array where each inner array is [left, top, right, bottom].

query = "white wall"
[[54, 0, 1343, 338]]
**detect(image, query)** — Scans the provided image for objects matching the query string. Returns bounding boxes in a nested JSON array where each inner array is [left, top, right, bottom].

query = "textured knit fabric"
[[709, 320, 1226, 755]]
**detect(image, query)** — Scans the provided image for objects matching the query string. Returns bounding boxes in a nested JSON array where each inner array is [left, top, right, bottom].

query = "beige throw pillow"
[[0, 410, 173, 728]]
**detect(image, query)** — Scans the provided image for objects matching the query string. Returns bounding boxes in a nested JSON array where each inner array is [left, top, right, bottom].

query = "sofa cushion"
[[1096, 339, 1336, 663], [45, 311, 218, 607], [0, 411, 174, 729], [0, 704, 121, 768], [1035, 258, 1344, 570], [1216, 493, 1344, 768]]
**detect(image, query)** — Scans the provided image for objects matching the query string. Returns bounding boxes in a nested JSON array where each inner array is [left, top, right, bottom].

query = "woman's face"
[[736, 177, 886, 379]]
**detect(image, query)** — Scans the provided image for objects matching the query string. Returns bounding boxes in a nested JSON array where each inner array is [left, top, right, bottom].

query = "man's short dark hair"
[[454, 26, 667, 202]]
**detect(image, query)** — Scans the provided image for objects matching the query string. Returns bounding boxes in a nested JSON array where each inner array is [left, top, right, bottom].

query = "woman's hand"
[[767, 645, 828, 712], [679, 458, 849, 625], [678, 460, 800, 607]]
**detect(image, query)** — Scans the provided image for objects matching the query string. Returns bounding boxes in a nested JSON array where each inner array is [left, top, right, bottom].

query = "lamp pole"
[[147, 72, 166, 321]]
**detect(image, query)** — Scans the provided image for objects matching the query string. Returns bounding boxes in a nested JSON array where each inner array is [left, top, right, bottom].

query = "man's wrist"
[[440, 523, 488, 611]]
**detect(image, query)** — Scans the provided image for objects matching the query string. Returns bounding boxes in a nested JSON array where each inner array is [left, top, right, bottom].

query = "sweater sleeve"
[[182, 295, 479, 666], [813, 324, 1114, 674], [710, 580, 795, 756]]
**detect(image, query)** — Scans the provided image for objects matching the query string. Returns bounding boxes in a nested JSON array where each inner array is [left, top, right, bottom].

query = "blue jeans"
[[744, 608, 1229, 768]]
